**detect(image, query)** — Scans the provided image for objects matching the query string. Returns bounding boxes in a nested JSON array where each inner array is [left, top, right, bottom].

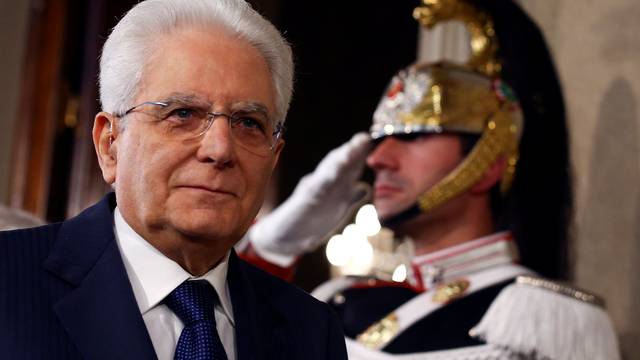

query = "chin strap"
[[381, 101, 521, 229], [379, 204, 421, 228], [381, 103, 520, 228], [416, 102, 520, 213]]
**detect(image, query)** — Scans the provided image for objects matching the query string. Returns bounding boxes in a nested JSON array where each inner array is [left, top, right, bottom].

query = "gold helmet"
[[370, 0, 523, 215]]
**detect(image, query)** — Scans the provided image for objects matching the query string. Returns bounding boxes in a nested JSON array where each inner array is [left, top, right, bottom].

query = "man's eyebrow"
[[157, 95, 273, 123], [160, 95, 269, 115], [230, 101, 270, 118], [161, 93, 211, 107]]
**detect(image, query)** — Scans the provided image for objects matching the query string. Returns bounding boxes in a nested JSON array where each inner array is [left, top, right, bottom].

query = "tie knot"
[[165, 280, 218, 325]]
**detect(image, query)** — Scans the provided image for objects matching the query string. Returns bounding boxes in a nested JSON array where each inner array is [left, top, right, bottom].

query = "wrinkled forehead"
[[370, 62, 518, 141], [136, 27, 276, 119]]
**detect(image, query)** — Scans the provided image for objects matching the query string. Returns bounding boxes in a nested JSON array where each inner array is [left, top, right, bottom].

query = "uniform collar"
[[113, 207, 235, 326], [407, 231, 517, 291]]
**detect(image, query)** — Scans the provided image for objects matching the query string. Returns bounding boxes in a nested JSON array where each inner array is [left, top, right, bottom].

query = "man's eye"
[[169, 108, 196, 121], [233, 116, 266, 132]]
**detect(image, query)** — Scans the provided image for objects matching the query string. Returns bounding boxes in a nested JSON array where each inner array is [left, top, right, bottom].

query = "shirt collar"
[[407, 231, 517, 291], [113, 207, 235, 325]]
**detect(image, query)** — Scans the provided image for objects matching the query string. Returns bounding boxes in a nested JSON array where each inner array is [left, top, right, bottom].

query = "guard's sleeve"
[[237, 243, 298, 282]]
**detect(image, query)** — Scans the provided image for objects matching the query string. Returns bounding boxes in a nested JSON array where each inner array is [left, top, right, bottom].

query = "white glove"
[[245, 132, 372, 266]]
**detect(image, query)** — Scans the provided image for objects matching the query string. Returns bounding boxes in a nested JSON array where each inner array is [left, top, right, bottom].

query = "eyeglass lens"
[[129, 99, 280, 157]]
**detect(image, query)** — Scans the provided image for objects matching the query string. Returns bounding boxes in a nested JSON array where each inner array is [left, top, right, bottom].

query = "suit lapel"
[[44, 194, 157, 360], [227, 252, 289, 360]]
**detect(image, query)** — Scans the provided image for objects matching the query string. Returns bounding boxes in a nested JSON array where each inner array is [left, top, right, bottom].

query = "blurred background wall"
[[518, 0, 640, 356], [1, 0, 638, 357], [0, 1, 30, 206]]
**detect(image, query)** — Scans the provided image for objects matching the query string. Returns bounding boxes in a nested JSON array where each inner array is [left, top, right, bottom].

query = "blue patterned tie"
[[165, 280, 229, 360]]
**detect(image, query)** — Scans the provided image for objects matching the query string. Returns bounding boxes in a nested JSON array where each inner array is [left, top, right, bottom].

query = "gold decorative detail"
[[356, 313, 400, 349], [418, 101, 521, 212], [413, 0, 500, 76], [516, 276, 605, 308], [398, 63, 501, 134], [411, 0, 522, 207], [432, 278, 471, 303], [370, 0, 523, 215]]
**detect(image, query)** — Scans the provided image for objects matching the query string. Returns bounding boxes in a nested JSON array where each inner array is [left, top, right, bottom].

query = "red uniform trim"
[[412, 232, 513, 267], [238, 244, 298, 282]]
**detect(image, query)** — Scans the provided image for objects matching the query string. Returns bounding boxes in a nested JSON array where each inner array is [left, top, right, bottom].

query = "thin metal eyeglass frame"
[[113, 101, 284, 151]]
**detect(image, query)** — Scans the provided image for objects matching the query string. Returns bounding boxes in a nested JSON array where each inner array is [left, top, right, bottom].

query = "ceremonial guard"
[[239, 0, 621, 358]]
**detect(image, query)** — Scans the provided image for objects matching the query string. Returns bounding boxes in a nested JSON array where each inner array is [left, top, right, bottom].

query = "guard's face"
[[101, 26, 282, 249], [366, 134, 463, 220]]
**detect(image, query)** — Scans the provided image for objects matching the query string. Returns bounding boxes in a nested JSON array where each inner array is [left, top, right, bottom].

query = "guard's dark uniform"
[[311, 233, 619, 359]]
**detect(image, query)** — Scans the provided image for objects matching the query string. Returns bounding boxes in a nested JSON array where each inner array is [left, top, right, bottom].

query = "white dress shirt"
[[113, 208, 236, 360]]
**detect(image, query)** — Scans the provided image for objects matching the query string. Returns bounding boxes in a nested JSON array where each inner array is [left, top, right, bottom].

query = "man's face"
[[366, 134, 464, 220], [107, 26, 282, 247]]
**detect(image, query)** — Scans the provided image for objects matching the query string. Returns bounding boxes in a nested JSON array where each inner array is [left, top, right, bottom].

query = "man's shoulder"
[[0, 194, 114, 250], [0, 223, 68, 303], [234, 254, 346, 335], [234, 256, 348, 358], [0, 223, 64, 286], [236, 256, 329, 311], [0, 194, 114, 282], [0, 223, 63, 254]]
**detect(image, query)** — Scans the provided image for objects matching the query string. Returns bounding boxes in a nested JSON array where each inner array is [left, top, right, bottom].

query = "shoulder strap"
[[311, 276, 359, 302], [356, 264, 533, 350]]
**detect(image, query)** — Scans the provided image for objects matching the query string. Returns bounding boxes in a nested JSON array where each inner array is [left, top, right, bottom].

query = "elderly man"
[[0, 0, 347, 359], [241, 0, 621, 359]]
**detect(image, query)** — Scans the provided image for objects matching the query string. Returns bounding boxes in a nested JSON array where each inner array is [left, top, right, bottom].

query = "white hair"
[[99, 0, 294, 124]]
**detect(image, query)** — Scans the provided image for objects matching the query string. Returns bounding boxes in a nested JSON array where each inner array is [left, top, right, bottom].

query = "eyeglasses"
[[114, 98, 283, 157]]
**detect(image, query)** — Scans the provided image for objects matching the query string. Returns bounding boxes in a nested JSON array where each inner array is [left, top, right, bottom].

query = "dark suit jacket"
[[0, 194, 347, 360]]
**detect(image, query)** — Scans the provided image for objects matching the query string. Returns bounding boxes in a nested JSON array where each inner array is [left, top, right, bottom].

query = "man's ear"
[[470, 156, 507, 194], [271, 139, 285, 171], [93, 112, 118, 185]]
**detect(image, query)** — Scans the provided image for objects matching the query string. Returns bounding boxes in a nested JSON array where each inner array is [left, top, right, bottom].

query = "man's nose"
[[366, 137, 401, 171], [196, 115, 236, 167]]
